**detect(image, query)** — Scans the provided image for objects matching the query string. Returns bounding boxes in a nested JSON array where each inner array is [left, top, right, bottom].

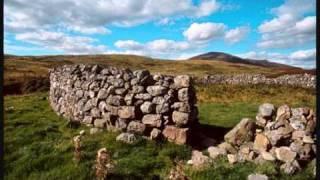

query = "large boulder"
[[162, 125, 189, 144], [224, 118, 256, 146]]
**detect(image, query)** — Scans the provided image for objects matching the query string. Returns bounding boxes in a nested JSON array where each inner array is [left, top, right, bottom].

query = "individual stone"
[[91, 108, 101, 118], [162, 125, 189, 144], [302, 135, 314, 144], [227, 154, 238, 164], [152, 96, 165, 105], [115, 88, 127, 95], [127, 121, 146, 134], [142, 114, 162, 127], [276, 105, 291, 121], [178, 88, 191, 102], [261, 151, 276, 161], [289, 116, 306, 130], [280, 160, 300, 174], [118, 106, 135, 119], [124, 93, 134, 105], [97, 89, 109, 99], [174, 75, 191, 88], [258, 103, 275, 118], [90, 127, 103, 134], [83, 116, 93, 124], [190, 150, 212, 168], [172, 111, 189, 126], [131, 86, 145, 94], [218, 142, 237, 154], [255, 114, 268, 127], [150, 128, 162, 140], [94, 119, 107, 128], [140, 101, 155, 114], [98, 101, 107, 111], [247, 174, 269, 180], [171, 102, 191, 113], [105, 105, 118, 116], [135, 93, 152, 100], [207, 146, 226, 159], [275, 147, 297, 162], [253, 133, 270, 152], [146, 85, 167, 96], [291, 130, 306, 140], [224, 118, 255, 146], [106, 95, 124, 106], [116, 133, 138, 144], [297, 144, 313, 161], [156, 103, 170, 114]]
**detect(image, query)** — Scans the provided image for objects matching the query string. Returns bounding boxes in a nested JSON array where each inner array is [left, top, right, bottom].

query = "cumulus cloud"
[[114, 39, 194, 58], [257, 0, 316, 48], [289, 48, 316, 61], [183, 22, 226, 44], [15, 30, 107, 54], [237, 48, 316, 69], [4, 0, 220, 34], [224, 26, 250, 44]]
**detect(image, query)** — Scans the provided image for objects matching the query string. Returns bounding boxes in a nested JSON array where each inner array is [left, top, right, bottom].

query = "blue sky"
[[4, 0, 316, 68]]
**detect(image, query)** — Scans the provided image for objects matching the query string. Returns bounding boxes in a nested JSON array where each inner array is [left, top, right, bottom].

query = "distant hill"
[[189, 52, 299, 69], [4, 53, 315, 94]]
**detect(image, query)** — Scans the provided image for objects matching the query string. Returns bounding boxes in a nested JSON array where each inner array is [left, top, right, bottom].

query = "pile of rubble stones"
[[49, 64, 198, 144], [188, 103, 316, 174], [197, 74, 315, 88]]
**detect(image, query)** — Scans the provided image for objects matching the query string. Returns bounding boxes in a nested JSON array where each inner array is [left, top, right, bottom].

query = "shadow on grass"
[[188, 123, 232, 150]]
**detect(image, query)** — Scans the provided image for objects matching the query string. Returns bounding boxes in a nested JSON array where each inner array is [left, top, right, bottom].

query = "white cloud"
[[183, 22, 226, 44], [15, 30, 107, 54], [257, 0, 316, 49], [114, 39, 194, 58], [4, 0, 220, 34], [237, 48, 316, 69], [147, 39, 192, 52], [289, 48, 316, 61], [224, 26, 250, 44], [115, 40, 144, 51]]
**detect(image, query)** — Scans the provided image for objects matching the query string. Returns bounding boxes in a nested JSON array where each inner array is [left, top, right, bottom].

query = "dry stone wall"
[[197, 74, 315, 88], [49, 64, 198, 144]]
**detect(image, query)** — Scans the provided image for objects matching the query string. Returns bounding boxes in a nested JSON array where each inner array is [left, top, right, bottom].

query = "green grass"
[[4, 84, 316, 179], [4, 93, 191, 179], [196, 84, 316, 128]]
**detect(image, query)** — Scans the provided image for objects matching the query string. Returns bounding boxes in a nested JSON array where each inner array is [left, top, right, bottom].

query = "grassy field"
[[4, 83, 316, 179]]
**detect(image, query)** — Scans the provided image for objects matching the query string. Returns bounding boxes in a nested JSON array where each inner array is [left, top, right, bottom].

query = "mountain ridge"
[[189, 52, 300, 69]]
